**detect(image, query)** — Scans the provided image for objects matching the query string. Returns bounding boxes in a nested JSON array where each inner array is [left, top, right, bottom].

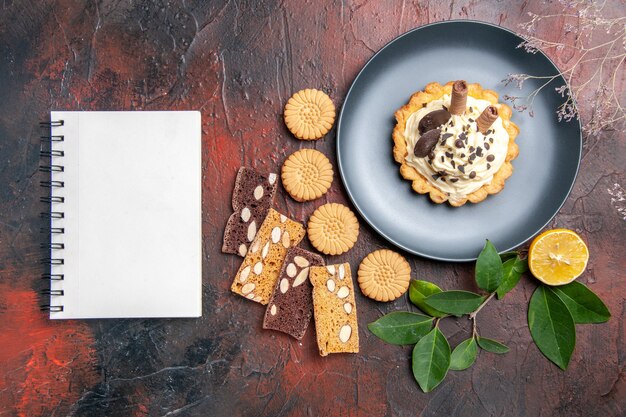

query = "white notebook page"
[[48, 111, 202, 318]]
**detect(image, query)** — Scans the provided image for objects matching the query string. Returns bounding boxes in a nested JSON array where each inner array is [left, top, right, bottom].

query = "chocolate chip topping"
[[414, 128, 442, 158], [469, 171, 476, 179], [418, 110, 452, 134], [454, 139, 464, 148], [486, 154, 495, 162]]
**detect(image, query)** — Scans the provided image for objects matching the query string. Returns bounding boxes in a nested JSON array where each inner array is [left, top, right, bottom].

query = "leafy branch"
[[368, 240, 610, 392]]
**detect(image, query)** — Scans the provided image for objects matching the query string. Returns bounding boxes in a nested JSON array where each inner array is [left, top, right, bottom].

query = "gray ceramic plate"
[[337, 21, 581, 262]]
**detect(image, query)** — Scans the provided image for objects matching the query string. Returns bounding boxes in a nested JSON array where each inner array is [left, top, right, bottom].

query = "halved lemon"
[[528, 229, 589, 286]]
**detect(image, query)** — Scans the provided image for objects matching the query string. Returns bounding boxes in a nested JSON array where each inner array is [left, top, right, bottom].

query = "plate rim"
[[336, 19, 583, 262]]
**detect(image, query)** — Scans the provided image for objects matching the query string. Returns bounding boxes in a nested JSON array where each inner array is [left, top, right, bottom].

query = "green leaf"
[[412, 327, 451, 392], [495, 256, 528, 299], [475, 240, 504, 292], [477, 337, 510, 354], [528, 285, 576, 370], [552, 281, 611, 324], [408, 280, 447, 317], [499, 251, 519, 262], [450, 338, 478, 370], [367, 312, 434, 345], [424, 291, 485, 315], [513, 258, 529, 273]]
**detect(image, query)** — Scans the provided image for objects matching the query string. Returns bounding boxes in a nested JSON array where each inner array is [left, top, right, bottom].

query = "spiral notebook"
[[41, 111, 202, 319]]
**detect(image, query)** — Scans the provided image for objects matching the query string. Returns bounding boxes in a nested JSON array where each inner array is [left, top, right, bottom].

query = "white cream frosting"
[[404, 94, 510, 204]]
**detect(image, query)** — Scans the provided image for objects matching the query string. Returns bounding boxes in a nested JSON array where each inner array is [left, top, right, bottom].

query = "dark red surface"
[[0, 1, 624, 416]]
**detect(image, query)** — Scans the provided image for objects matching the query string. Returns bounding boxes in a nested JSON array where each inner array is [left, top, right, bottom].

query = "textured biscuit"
[[284, 89, 335, 140], [392, 81, 520, 206], [282, 149, 333, 202], [310, 264, 359, 356], [222, 167, 278, 256], [357, 249, 411, 302], [308, 203, 359, 256], [231, 209, 305, 305], [263, 247, 325, 340]]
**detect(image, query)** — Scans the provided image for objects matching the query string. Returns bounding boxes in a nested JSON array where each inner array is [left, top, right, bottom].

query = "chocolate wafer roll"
[[449, 80, 468, 115], [476, 105, 499, 134]]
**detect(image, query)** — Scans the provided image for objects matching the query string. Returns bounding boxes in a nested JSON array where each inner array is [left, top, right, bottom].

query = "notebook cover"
[[47, 111, 202, 319]]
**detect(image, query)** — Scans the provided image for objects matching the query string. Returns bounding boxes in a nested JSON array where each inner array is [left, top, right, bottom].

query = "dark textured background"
[[0, 1, 624, 416]]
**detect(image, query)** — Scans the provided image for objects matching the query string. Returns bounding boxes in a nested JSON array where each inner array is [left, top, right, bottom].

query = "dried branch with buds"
[[502, 0, 625, 136]]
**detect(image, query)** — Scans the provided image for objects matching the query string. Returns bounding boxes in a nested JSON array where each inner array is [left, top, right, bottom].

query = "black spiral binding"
[[40, 119, 65, 313]]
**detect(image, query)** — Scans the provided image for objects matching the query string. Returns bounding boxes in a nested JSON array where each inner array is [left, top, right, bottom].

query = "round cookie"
[[357, 249, 411, 302], [282, 149, 333, 202], [284, 89, 335, 140], [308, 203, 359, 255]]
